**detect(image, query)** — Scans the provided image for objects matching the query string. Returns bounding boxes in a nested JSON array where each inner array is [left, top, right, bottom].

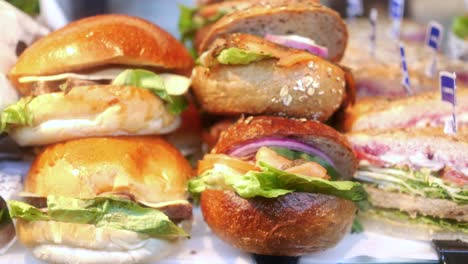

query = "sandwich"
[[8, 136, 193, 263], [192, 33, 354, 121], [189, 116, 367, 255], [342, 89, 468, 132], [0, 14, 194, 146], [196, 0, 346, 61], [347, 128, 468, 242]]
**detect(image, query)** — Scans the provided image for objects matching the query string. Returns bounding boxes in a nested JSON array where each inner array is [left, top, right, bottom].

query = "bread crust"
[[213, 116, 357, 178], [9, 14, 194, 94], [198, 2, 347, 61], [24, 136, 193, 204], [200, 190, 356, 255]]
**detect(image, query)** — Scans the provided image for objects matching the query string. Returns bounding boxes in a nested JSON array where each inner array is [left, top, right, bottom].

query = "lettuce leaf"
[[216, 48, 272, 65], [188, 162, 367, 203], [7, 0, 40, 16], [366, 207, 468, 234], [356, 165, 468, 204], [270, 147, 341, 180], [112, 69, 188, 114], [452, 16, 468, 39], [9, 196, 188, 238], [0, 98, 33, 133]]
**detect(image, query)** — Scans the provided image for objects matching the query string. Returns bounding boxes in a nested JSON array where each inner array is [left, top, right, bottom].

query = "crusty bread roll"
[[9, 85, 180, 146], [342, 89, 468, 132], [16, 136, 193, 263], [192, 34, 349, 121], [198, 116, 359, 255], [198, 1, 347, 62], [9, 14, 194, 94], [200, 190, 356, 256], [213, 115, 357, 179]]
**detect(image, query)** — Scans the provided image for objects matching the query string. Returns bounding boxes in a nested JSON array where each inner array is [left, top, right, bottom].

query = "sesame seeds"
[[244, 116, 254, 124], [318, 91, 325, 95], [295, 79, 304, 92], [306, 88, 315, 96], [279, 86, 288, 97], [307, 61, 315, 69], [327, 67, 332, 77], [282, 94, 293, 106], [336, 76, 341, 81]]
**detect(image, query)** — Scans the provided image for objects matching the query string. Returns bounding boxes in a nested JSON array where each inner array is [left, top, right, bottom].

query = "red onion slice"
[[264, 34, 328, 58], [228, 138, 335, 167]]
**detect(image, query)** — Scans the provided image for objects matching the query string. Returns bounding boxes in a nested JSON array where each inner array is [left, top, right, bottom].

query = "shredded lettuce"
[[0, 98, 33, 133], [7, 0, 40, 16], [365, 207, 468, 234], [356, 165, 468, 203], [188, 162, 367, 203], [270, 147, 341, 180], [452, 16, 468, 39], [216, 47, 272, 65], [8, 196, 188, 239], [112, 69, 188, 114], [351, 218, 364, 233]]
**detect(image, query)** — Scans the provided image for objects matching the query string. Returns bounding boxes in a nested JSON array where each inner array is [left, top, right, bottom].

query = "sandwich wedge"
[[192, 33, 354, 121], [189, 116, 367, 256], [342, 89, 468, 132], [1, 14, 194, 146], [347, 128, 468, 242], [8, 136, 193, 263]]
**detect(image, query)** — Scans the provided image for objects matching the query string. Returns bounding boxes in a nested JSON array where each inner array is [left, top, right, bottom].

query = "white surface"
[[0, 207, 438, 264]]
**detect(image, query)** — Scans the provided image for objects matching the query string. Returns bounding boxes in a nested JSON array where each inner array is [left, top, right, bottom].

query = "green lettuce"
[[366, 207, 468, 234], [351, 218, 364, 234], [178, 5, 227, 56], [7, 0, 40, 16], [270, 147, 341, 180], [356, 165, 468, 203], [0, 98, 33, 133], [216, 47, 272, 65], [112, 69, 188, 114], [188, 162, 367, 203], [8, 196, 188, 239], [452, 16, 468, 39]]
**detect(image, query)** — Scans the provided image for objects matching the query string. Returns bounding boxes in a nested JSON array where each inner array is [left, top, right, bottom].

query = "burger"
[[0, 14, 194, 146], [192, 33, 354, 121], [8, 136, 193, 263], [188, 116, 367, 255]]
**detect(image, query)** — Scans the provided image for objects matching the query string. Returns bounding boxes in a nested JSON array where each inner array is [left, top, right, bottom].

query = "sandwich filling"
[[8, 195, 191, 240], [188, 139, 366, 203], [0, 69, 190, 133], [354, 145, 468, 235]]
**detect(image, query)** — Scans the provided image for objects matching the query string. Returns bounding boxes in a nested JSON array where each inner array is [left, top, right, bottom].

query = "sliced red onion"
[[265, 34, 328, 58], [228, 138, 335, 167]]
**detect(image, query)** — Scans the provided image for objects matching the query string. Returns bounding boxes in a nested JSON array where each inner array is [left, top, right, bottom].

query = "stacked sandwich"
[[183, 0, 367, 256], [1, 14, 196, 263]]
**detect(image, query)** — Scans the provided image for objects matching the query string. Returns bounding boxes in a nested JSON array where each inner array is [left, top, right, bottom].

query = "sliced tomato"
[[197, 154, 259, 175], [441, 168, 468, 187]]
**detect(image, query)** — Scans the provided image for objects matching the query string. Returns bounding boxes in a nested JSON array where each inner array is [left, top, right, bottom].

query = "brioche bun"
[[9, 85, 180, 146], [200, 190, 356, 255], [9, 14, 194, 95], [17, 136, 193, 263]]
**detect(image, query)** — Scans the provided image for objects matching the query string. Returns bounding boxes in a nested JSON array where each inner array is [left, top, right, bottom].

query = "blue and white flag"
[[347, 0, 363, 20], [389, 0, 405, 39], [425, 21, 444, 77], [369, 8, 378, 56], [440, 71, 457, 134], [399, 43, 412, 94], [426, 21, 444, 51]]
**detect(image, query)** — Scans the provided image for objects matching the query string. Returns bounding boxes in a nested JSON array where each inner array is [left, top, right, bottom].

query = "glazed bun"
[[192, 34, 349, 121], [213, 116, 357, 179], [17, 136, 193, 263], [201, 190, 356, 255], [24, 136, 193, 204], [9, 14, 194, 94], [9, 85, 180, 146]]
